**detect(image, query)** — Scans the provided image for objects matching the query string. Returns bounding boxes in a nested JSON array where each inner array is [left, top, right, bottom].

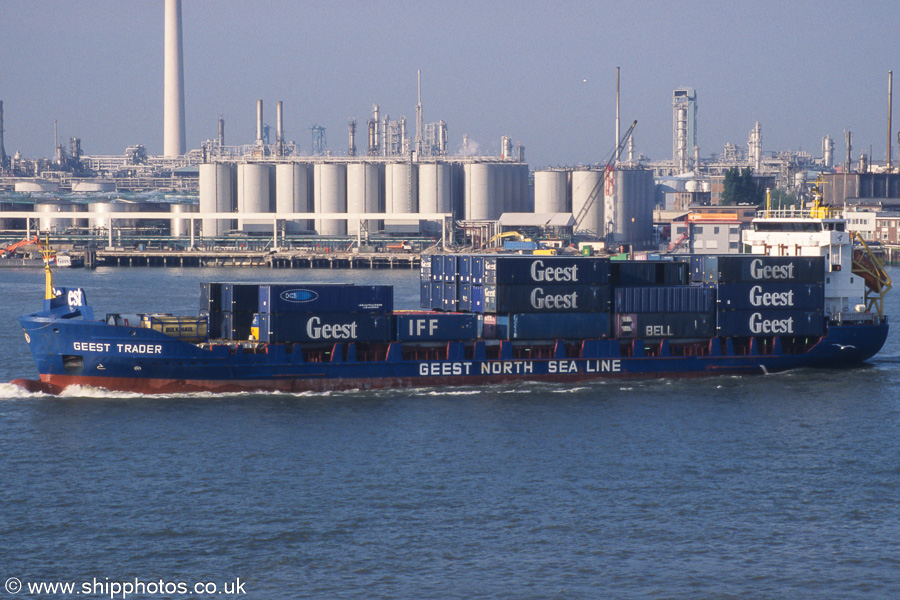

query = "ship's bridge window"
[[754, 222, 823, 232]]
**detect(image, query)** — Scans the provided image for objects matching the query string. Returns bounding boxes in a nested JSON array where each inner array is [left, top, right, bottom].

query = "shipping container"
[[395, 311, 480, 341], [483, 256, 610, 285], [608, 261, 690, 286], [258, 284, 393, 314], [471, 256, 485, 285], [458, 255, 472, 283], [503, 241, 539, 251], [716, 310, 825, 337], [716, 282, 824, 310], [441, 255, 458, 282], [258, 312, 392, 344], [483, 284, 611, 314], [219, 310, 255, 341], [221, 283, 260, 312], [200, 282, 223, 313], [614, 285, 715, 313], [458, 283, 473, 312], [420, 281, 432, 309], [431, 255, 445, 282], [471, 285, 485, 313], [615, 312, 716, 339], [704, 256, 825, 284], [429, 282, 444, 311], [442, 283, 458, 311], [492, 312, 611, 340]]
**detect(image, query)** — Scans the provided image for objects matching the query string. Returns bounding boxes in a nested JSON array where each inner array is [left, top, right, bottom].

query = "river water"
[[1, 266, 899, 599]]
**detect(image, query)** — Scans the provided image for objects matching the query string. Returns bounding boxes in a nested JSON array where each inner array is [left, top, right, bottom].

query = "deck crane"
[[573, 120, 637, 233]]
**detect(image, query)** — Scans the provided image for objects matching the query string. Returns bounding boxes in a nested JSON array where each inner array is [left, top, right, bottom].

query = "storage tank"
[[385, 161, 418, 233], [71, 179, 116, 193], [418, 162, 452, 234], [237, 163, 273, 231], [88, 200, 140, 230], [347, 162, 382, 234], [613, 168, 655, 250], [199, 163, 235, 236], [534, 169, 569, 213], [170, 203, 199, 237], [464, 162, 497, 220], [276, 163, 311, 233], [35, 201, 86, 233], [314, 163, 347, 235], [571, 169, 604, 235], [14, 179, 59, 193]]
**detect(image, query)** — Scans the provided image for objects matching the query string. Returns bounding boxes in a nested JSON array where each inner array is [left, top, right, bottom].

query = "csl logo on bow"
[[280, 289, 320, 303]]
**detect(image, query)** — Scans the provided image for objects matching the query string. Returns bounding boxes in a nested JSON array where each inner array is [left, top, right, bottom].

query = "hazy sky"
[[3, 1, 898, 168]]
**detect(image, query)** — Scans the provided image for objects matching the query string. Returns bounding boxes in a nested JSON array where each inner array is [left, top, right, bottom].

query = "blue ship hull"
[[15, 300, 889, 395]]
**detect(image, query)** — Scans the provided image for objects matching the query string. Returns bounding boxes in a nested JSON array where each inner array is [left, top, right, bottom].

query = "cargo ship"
[[12, 203, 892, 395]]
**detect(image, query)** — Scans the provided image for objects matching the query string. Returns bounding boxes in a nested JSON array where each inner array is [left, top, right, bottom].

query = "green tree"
[[768, 187, 796, 211], [721, 167, 765, 206]]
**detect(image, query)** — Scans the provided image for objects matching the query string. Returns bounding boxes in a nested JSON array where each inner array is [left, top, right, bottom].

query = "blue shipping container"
[[614, 286, 715, 313], [497, 312, 611, 340], [717, 309, 825, 337], [484, 256, 610, 285], [258, 312, 392, 344], [471, 256, 485, 285], [441, 255, 458, 282], [458, 255, 472, 283], [609, 261, 689, 286], [458, 283, 473, 312], [429, 282, 444, 311], [259, 284, 393, 314], [484, 284, 611, 313], [716, 282, 824, 310], [420, 281, 432, 309], [221, 283, 261, 312], [471, 285, 485, 313], [442, 283, 458, 311], [395, 312, 480, 341]]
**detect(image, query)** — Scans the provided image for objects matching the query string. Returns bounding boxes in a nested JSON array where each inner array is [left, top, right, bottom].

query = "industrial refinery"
[[3, 0, 900, 267]]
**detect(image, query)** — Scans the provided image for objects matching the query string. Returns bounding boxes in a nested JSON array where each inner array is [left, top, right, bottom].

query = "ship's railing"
[[756, 207, 842, 219]]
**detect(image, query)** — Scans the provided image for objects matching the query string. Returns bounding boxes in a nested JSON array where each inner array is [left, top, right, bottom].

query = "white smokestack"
[[256, 99, 264, 144], [163, 0, 186, 156]]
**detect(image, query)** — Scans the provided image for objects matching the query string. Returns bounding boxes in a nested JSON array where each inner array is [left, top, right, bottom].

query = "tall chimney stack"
[[256, 99, 264, 144], [163, 0, 186, 156], [276, 100, 284, 155], [0, 101, 8, 168]]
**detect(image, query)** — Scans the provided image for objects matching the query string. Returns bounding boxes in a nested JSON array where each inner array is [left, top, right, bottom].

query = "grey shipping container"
[[716, 309, 825, 337], [615, 312, 716, 339], [258, 312, 392, 344], [395, 312, 480, 341], [716, 282, 824, 310], [221, 283, 261, 312], [484, 284, 611, 314], [220, 310, 256, 341], [705, 255, 825, 284], [614, 285, 715, 313], [490, 312, 611, 340], [259, 284, 393, 314], [484, 256, 610, 285]]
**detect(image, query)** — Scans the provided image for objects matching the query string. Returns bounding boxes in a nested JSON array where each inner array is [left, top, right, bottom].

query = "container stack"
[[707, 256, 826, 337], [421, 254, 614, 340], [610, 260, 715, 339]]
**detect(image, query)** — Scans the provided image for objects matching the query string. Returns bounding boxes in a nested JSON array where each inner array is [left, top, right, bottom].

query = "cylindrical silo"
[[89, 200, 139, 231], [385, 161, 418, 233], [35, 201, 84, 233], [276, 163, 311, 233], [199, 163, 235, 236], [14, 179, 59, 193], [418, 162, 452, 235], [614, 168, 655, 250], [237, 163, 273, 231], [571, 169, 604, 235], [170, 202, 199, 237], [71, 179, 116, 193], [314, 162, 347, 235], [347, 162, 381, 234], [534, 169, 569, 213], [464, 162, 495, 220]]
